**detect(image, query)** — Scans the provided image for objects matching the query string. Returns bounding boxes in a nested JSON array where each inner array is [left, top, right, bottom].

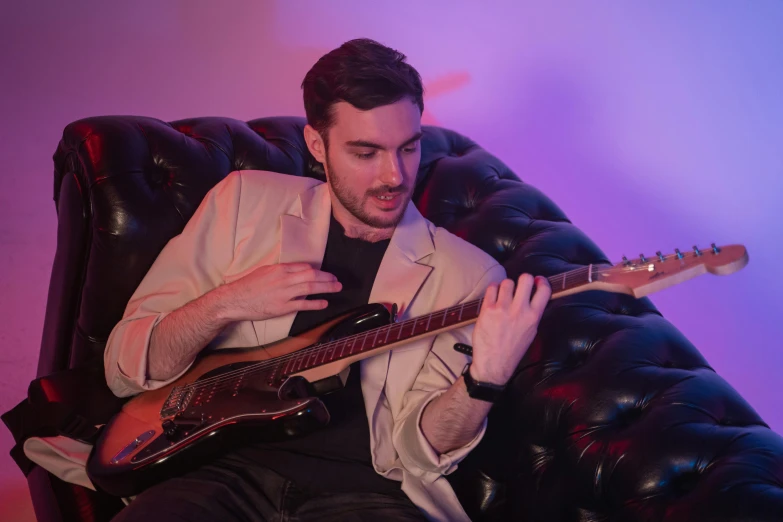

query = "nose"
[[379, 152, 404, 187]]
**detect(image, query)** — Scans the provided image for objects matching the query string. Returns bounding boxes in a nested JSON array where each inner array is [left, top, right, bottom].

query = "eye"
[[355, 151, 376, 160], [402, 145, 419, 154]]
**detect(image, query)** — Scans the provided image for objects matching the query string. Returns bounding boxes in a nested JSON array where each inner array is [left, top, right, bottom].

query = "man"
[[105, 38, 551, 522]]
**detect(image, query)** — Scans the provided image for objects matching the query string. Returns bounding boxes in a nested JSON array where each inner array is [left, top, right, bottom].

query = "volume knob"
[[162, 419, 181, 441]]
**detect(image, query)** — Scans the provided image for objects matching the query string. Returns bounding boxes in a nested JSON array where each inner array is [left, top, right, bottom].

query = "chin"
[[363, 206, 406, 229]]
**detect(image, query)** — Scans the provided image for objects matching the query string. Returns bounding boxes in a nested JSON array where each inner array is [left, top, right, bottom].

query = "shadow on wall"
[[171, 2, 473, 126]]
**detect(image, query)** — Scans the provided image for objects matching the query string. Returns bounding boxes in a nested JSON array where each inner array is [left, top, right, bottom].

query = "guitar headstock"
[[591, 244, 749, 298]]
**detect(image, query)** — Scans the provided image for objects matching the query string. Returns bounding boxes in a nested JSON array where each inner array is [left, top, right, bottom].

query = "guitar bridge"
[[160, 385, 194, 419]]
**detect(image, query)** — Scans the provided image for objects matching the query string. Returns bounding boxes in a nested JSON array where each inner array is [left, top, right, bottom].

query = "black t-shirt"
[[247, 213, 404, 496]]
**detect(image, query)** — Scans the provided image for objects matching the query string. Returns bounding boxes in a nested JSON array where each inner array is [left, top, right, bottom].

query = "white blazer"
[[40, 170, 508, 521]]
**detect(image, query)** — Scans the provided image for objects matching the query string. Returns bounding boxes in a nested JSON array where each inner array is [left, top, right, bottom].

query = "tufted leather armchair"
[[18, 115, 783, 521]]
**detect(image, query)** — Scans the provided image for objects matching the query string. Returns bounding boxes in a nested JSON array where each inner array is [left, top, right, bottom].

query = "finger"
[[512, 274, 535, 309], [287, 280, 343, 299], [530, 276, 552, 314], [483, 283, 499, 306], [497, 279, 515, 308], [289, 298, 329, 311], [287, 268, 339, 286], [281, 262, 316, 273]]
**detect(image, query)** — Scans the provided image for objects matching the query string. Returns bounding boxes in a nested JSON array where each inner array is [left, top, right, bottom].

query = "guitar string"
[[169, 258, 668, 400], [171, 259, 662, 399], [175, 263, 593, 396], [170, 254, 691, 399], [173, 302, 479, 399]]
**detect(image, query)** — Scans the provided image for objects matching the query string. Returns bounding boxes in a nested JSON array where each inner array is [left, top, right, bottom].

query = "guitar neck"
[[280, 241, 751, 379], [285, 264, 601, 376]]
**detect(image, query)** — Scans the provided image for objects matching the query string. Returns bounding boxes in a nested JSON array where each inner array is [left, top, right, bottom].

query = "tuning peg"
[[693, 245, 702, 257], [639, 253, 648, 263], [675, 248, 684, 259], [656, 251, 665, 262], [711, 243, 721, 254], [622, 255, 631, 266]]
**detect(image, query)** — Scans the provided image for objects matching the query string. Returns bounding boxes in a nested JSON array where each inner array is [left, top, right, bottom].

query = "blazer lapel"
[[259, 187, 436, 421], [361, 203, 435, 421], [259, 182, 332, 344]]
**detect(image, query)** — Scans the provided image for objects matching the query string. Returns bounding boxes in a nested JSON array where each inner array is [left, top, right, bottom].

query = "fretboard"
[[279, 264, 598, 377]]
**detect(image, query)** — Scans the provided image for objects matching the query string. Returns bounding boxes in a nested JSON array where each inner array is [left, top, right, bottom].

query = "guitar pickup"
[[453, 343, 473, 356]]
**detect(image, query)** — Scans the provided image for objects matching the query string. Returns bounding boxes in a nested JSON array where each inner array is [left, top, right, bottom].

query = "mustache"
[[367, 185, 409, 197]]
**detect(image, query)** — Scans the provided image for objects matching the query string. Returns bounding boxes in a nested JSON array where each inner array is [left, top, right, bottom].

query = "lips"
[[372, 192, 402, 210]]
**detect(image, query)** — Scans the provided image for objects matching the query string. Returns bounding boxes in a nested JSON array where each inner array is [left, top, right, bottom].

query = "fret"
[[458, 303, 465, 322], [397, 322, 403, 340], [384, 325, 391, 344], [562, 272, 566, 290], [349, 337, 357, 355], [360, 332, 370, 352], [295, 354, 304, 372], [372, 329, 380, 347], [339, 339, 347, 358], [425, 313, 432, 332], [411, 318, 418, 337], [588, 264, 593, 283], [442, 310, 447, 327]]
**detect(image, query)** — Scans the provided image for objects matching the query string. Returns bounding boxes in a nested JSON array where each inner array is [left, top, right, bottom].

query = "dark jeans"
[[111, 449, 427, 522]]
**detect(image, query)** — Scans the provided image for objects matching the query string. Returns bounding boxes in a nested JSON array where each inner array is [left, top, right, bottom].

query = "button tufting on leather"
[[620, 407, 645, 426], [671, 471, 701, 495]]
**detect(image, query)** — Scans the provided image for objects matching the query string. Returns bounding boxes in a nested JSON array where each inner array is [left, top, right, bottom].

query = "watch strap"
[[462, 364, 506, 403]]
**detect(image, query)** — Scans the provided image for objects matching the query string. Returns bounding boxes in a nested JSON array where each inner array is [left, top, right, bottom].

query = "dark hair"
[[302, 38, 424, 145]]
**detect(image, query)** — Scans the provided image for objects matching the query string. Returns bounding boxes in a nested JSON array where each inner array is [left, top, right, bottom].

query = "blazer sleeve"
[[392, 262, 507, 481], [104, 171, 244, 397]]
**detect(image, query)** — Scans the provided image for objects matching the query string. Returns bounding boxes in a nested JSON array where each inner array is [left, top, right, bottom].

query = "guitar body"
[[87, 304, 392, 497]]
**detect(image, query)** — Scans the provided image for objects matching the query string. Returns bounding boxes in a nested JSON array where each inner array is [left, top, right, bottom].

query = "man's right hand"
[[216, 262, 342, 323]]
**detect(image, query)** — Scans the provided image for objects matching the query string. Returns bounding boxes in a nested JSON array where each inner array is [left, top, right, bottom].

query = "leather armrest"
[[28, 366, 127, 424]]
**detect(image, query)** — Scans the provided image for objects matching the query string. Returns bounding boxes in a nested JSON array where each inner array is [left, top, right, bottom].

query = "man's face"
[[322, 99, 422, 230]]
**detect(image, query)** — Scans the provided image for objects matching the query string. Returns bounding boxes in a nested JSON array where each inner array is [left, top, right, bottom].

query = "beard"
[[325, 153, 411, 229]]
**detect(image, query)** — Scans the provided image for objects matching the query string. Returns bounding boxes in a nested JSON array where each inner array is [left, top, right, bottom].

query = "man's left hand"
[[469, 274, 552, 386]]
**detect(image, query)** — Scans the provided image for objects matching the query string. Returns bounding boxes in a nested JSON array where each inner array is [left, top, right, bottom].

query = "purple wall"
[[1, 1, 781, 518]]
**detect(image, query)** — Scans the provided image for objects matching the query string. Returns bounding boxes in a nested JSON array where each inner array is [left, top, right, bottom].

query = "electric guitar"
[[87, 243, 748, 497]]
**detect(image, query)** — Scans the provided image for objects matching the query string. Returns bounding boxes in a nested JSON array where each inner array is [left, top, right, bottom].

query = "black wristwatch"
[[462, 364, 506, 403]]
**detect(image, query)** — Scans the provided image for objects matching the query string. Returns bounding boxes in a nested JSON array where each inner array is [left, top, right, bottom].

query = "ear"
[[304, 124, 327, 164]]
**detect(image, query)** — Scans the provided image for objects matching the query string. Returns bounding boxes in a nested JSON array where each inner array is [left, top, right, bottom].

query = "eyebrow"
[[345, 131, 423, 150]]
